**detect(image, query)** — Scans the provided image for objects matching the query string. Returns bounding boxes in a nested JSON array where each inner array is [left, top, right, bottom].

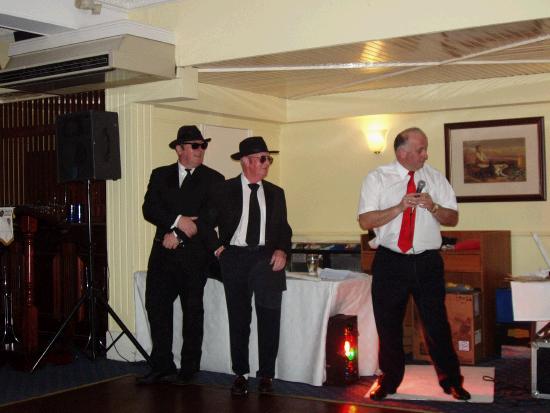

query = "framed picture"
[[444, 117, 546, 202]]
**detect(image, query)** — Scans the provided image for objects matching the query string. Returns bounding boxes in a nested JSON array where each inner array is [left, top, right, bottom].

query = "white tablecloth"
[[133, 271, 379, 386]]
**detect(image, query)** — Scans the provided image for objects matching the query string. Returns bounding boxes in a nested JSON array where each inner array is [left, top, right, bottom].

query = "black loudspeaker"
[[325, 314, 359, 386], [56, 110, 121, 182]]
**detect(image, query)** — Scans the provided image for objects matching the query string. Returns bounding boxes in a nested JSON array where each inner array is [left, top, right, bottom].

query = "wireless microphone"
[[416, 180, 426, 193]]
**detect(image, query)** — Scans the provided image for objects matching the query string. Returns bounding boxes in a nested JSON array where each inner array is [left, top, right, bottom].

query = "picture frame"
[[444, 117, 546, 202]]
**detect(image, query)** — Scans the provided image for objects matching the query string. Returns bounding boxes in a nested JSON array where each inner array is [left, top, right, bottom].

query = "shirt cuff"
[[172, 214, 182, 229]]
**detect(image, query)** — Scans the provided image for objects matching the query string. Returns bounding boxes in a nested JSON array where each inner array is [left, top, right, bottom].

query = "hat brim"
[[231, 150, 279, 160], [169, 137, 211, 149]]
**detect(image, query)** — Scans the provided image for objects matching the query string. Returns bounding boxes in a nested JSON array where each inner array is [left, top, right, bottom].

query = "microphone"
[[416, 180, 426, 194]]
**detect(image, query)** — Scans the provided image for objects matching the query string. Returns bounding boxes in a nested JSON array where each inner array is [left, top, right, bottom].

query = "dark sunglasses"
[[183, 142, 208, 150], [249, 155, 274, 164]]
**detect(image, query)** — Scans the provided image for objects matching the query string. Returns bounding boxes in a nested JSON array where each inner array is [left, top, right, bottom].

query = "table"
[[133, 271, 379, 386]]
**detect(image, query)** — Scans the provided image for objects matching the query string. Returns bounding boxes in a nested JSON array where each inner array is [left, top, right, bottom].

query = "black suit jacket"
[[207, 175, 292, 291], [142, 162, 224, 254], [209, 175, 292, 254]]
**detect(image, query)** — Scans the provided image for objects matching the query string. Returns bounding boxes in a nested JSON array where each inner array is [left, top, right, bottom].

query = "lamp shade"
[[366, 130, 387, 154]]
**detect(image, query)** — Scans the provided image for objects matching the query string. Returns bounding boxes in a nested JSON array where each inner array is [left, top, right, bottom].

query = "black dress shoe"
[[136, 370, 178, 385], [443, 384, 471, 400], [177, 368, 198, 383], [258, 377, 273, 394], [231, 375, 248, 397], [369, 381, 394, 401]]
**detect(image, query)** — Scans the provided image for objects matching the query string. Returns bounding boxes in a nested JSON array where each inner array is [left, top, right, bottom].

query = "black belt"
[[227, 245, 266, 252]]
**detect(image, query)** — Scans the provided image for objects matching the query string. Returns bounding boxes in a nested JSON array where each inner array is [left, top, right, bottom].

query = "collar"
[[394, 160, 423, 179], [240, 173, 263, 188], [178, 162, 195, 175]]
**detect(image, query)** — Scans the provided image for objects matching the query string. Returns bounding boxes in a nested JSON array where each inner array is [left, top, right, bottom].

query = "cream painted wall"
[[106, 75, 550, 335], [97, 2, 550, 354], [280, 102, 550, 275]]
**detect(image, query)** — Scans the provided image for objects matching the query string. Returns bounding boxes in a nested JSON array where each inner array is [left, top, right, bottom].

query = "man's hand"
[[214, 245, 225, 258], [162, 232, 180, 249], [270, 249, 287, 272], [415, 193, 435, 211], [177, 216, 198, 238]]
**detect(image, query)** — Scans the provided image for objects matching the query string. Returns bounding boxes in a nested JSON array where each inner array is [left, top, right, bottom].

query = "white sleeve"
[[357, 171, 381, 216], [434, 174, 458, 211]]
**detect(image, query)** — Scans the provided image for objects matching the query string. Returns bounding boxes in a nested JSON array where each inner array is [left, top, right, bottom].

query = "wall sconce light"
[[366, 129, 387, 154]]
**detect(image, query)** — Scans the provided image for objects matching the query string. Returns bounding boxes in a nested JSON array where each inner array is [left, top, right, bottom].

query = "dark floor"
[[0, 375, 416, 413], [0, 346, 549, 413]]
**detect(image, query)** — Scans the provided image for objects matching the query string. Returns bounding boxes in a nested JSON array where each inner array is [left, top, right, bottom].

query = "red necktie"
[[398, 171, 416, 252]]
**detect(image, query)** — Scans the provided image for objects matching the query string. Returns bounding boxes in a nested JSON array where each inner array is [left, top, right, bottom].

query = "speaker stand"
[[31, 180, 151, 372]]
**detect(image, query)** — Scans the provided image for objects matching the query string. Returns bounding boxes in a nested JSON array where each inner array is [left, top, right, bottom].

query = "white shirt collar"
[[394, 160, 424, 179], [178, 162, 195, 175], [240, 173, 263, 188]]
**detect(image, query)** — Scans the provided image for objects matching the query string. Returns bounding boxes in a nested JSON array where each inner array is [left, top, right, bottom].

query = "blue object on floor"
[[496, 288, 514, 323]]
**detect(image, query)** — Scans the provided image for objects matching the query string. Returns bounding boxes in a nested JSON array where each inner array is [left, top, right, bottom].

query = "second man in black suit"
[[209, 136, 292, 396], [140, 125, 224, 384]]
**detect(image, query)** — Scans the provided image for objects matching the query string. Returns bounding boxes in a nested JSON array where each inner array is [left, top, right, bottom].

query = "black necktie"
[[180, 168, 191, 188], [246, 183, 260, 247]]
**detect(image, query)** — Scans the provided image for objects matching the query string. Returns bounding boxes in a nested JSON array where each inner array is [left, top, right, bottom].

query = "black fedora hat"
[[230, 136, 279, 160], [169, 125, 211, 149]]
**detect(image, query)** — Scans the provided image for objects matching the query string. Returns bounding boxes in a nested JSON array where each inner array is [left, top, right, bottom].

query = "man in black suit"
[[139, 125, 224, 384], [209, 136, 292, 396]]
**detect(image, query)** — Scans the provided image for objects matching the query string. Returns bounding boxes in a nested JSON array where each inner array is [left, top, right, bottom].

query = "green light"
[[344, 341, 356, 360]]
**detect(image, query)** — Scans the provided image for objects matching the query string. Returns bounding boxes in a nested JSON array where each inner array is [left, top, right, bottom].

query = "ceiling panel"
[[196, 18, 550, 99]]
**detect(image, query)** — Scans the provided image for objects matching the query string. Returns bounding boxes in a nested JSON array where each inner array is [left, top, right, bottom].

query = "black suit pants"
[[371, 247, 462, 391], [220, 247, 282, 378], [145, 242, 207, 373]]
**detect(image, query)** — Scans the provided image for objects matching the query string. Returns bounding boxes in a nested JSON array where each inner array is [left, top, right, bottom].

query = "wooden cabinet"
[[361, 230, 511, 359]]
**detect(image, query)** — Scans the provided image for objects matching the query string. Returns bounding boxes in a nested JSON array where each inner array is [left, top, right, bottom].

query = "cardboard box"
[[531, 339, 550, 399], [413, 291, 483, 365]]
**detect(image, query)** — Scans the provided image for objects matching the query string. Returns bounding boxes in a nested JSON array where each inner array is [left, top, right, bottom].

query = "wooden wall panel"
[[0, 91, 104, 208]]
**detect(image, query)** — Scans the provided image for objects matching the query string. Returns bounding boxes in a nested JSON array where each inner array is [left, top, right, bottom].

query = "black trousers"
[[219, 247, 282, 378], [372, 246, 462, 391], [145, 242, 207, 373]]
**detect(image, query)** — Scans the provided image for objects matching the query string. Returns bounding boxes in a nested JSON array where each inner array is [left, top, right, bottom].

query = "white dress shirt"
[[231, 174, 267, 246], [357, 160, 457, 254]]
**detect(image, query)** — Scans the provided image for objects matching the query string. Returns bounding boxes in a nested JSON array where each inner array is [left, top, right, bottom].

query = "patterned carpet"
[[1, 349, 549, 413]]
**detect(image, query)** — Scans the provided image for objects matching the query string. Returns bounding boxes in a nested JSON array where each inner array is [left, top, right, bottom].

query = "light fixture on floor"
[[325, 314, 359, 385]]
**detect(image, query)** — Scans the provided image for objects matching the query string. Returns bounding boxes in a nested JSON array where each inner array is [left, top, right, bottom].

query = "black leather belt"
[[227, 245, 266, 252]]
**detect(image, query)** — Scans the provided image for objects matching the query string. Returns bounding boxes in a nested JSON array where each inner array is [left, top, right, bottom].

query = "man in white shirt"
[[358, 127, 470, 401]]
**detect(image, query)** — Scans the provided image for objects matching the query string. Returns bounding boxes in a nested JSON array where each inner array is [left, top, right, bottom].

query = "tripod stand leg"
[[95, 294, 152, 365], [31, 292, 88, 372]]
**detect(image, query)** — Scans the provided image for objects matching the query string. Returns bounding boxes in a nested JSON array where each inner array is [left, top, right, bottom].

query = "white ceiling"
[[2, 2, 550, 101]]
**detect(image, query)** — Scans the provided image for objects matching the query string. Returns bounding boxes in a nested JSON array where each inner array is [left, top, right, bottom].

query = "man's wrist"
[[430, 203, 440, 213]]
